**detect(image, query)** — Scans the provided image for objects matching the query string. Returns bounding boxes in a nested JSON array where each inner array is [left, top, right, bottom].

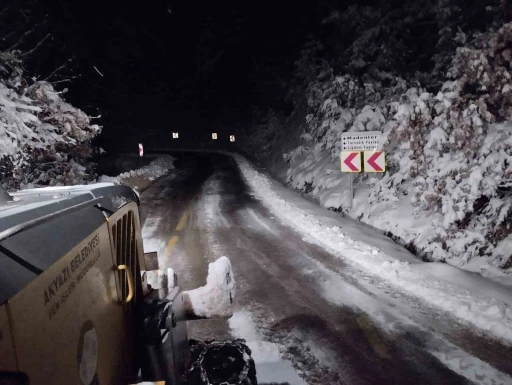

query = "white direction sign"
[[212, 133, 218, 140], [172, 132, 179, 139], [341, 131, 382, 151], [363, 151, 386, 173], [230, 135, 235, 142], [138, 143, 143, 157], [340, 151, 362, 173]]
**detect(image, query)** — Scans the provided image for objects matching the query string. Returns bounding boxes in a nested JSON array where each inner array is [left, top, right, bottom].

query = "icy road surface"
[[140, 153, 512, 385]]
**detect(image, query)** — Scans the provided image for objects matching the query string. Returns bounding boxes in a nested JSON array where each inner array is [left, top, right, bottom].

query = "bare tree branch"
[[8, 19, 48, 51], [2, 21, 30, 48], [93, 66, 104, 77], [44, 56, 74, 81], [20, 33, 51, 57], [1, 23, 25, 44], [50, 75, 79, 85]]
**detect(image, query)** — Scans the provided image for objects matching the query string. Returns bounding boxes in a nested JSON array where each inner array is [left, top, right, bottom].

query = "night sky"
[[4, 0, 332, 150]]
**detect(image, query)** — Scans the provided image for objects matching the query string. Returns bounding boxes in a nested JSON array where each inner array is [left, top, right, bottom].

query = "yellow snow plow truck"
[[0, 184, 254, 385]]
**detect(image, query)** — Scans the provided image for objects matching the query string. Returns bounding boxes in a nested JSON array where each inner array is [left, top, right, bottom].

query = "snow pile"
[[182, 256, 235, 319], [279, 22, 512, 271], [0, 52, 100, 190], [98, 155, 175, 185], [234, 154, 512, 342]]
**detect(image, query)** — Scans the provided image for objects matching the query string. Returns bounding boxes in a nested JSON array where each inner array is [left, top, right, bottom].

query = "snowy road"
[[140, 153, 512, 385]]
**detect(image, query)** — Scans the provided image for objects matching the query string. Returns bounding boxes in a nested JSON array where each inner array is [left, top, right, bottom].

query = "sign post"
[[350, 172, 353, 208], [340, 131, 383, 211], [340, 151, 362, 210]]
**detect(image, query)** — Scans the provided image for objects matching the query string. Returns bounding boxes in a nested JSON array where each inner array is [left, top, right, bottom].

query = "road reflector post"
[[139, 143, 144, 157]]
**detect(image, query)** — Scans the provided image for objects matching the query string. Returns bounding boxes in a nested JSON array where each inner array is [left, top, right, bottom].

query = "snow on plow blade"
[[182, 256, 235, 320], [138, 257, 237, 384], [144, 256, 235, 320]]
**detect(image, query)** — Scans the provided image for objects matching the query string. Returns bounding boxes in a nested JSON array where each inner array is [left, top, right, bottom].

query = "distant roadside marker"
[[172, 132, 179, 139], [230, 135, 235, 142], [212, 133, 218, 140], [139, 143, 143, 157]]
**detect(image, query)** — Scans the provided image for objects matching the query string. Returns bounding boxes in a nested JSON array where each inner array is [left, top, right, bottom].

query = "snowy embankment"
[[284, 138, 512, 283], [234, 154, 512, 343], [261, 22, 512, 277], [98, 155, 175, 187]]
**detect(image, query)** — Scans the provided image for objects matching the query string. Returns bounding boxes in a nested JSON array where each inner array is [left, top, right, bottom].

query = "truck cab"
[[0, 184, 181, 385]]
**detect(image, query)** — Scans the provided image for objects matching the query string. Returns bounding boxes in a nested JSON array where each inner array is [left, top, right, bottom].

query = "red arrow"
[[344, 152, 359, 171], [367, 152, 383, 171]]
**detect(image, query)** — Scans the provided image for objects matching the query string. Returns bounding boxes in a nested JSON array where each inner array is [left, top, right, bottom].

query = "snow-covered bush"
[[0, 52, 99, 190]]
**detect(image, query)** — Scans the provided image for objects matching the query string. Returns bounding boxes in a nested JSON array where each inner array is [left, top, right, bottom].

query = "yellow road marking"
[[356, 316, 389, 359], [165, 235, 179, 256], [176, 211, 189, 231]]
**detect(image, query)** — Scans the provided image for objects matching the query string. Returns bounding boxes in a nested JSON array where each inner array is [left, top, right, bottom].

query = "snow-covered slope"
[[234, 154, 512, 343], [263, 22, 512, 275]]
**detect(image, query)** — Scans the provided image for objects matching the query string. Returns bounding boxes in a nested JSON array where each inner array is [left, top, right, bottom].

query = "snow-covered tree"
[[0, 51, 100, 190], [250, 0, 512, 268]]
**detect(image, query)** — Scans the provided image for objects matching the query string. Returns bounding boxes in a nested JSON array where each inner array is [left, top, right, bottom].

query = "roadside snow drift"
[[233, 154, 512, 343], [98, 155, 175, 185]]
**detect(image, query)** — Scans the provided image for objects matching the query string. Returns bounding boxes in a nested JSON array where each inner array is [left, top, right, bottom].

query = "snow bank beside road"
[[234, 154, 512, 343], [98, 155, 175, 186]]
